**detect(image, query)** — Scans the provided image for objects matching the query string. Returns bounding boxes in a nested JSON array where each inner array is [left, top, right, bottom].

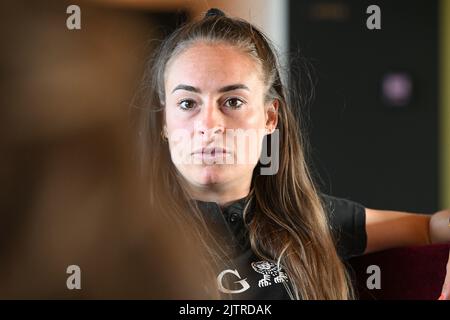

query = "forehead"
[[165, 42, 264, 91]]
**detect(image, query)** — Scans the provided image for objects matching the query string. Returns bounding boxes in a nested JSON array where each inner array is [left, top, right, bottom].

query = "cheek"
[[164, 107, 194, 146], [164, 106, 180, 130], [232, 108, 267, 152], [165, 118, 192, 166], [233, 105, 267, 130]]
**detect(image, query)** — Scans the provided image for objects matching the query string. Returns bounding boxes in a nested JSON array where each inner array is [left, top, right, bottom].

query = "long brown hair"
[[134, 9, 354, 299]]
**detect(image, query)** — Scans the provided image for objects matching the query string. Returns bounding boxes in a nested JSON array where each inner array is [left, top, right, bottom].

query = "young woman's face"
[[164, 42, 277, 192]]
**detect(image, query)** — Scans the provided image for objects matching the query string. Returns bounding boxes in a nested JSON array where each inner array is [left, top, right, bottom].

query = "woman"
[[135, 8, 450, 299]]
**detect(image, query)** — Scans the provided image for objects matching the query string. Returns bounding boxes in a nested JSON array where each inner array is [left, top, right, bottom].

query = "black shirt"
[[196, 193, 367, 300]]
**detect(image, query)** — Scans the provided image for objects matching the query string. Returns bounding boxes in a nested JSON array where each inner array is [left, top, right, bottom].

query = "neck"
[[189, 179, 251, 207]]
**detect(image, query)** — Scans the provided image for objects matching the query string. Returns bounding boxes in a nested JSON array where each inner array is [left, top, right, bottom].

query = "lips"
[[191, 147, 230, 156]]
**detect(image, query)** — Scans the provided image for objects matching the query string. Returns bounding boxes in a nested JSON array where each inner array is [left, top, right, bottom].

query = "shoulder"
[[319, 193, 367, 259]]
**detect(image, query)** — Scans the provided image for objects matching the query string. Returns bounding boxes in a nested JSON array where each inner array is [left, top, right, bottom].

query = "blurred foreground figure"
[[0, 1, 217, 299]]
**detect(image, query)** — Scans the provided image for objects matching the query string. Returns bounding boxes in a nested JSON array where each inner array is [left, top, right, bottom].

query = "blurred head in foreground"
[[0, 1, 218, 299]]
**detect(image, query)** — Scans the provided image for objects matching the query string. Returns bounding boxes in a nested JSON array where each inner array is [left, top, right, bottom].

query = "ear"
[[161, 111, 167, 135], [265, 99, 279, 134]]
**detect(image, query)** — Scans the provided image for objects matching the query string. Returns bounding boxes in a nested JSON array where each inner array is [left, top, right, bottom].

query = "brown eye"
[[224, 98, 244, 109], [177, 99, 196, 110]]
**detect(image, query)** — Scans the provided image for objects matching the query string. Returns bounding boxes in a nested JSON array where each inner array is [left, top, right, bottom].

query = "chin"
[[192, 165, 231, 186]]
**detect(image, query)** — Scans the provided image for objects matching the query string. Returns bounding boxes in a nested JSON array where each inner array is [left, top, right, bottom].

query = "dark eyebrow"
[[171, 84, 200, 94], [218, 84, 250, 93], [171, 84, 250, 94]]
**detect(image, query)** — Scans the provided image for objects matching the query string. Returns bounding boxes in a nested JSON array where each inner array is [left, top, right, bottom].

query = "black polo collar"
[[194, 197, 254, 253]]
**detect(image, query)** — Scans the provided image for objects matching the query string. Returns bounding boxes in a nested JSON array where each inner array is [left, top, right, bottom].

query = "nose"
[[195, 101, 225, 137]]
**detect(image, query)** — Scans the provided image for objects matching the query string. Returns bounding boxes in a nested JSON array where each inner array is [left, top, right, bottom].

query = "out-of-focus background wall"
[[295, 0, 448, 213], [289, 0, 443, 213], [441, 0, 450, 210]]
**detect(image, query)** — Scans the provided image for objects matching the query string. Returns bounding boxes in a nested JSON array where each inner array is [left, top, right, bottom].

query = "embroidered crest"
[[251, 260, 289, 288]]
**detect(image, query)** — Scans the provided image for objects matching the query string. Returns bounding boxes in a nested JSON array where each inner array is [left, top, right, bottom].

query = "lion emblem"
[[251, 260, 289, 288]]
